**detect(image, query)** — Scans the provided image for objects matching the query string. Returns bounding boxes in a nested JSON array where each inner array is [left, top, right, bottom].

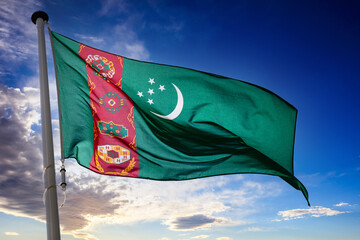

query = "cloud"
[[109, 21, 150, 60], [5, 232, 19, 236], [192, 235, 209, 239], [74, 34, 104, 44], [98, 0, 129, 16], [0, 85, 43, 221], [165, 214, 224, 231], [300, 171, 348, 187], [276, 206, 347, 221], [72, 16, 150, 61], [0, 84, 115, 240], [244, 227, 262, 232], [216, 237, 232, 240], [83, 0, 151, 60], [239, 226, 274, 233], [335, 202, 351, 207], [0, 0, 42, 75], [145, 1, 185, 35]]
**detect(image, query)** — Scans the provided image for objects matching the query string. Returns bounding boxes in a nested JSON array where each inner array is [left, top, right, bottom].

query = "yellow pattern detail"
[[114, 56, 123, 88], [91, 101, 97, 117], [129, 136, 137, 151], [79, 44, 85, 54], [115, 77, 122, 88], [95, 154, 136, 176], [87, 74, 96, 94], [118, 56, 123, 68], [107, 157, 136, 176], [93, 123, 98, 141], [95, 153, 104, 173], [127, 106, 135, 129]]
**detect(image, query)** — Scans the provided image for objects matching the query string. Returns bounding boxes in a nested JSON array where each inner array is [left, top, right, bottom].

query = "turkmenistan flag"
[[50, 31, 309, 205]]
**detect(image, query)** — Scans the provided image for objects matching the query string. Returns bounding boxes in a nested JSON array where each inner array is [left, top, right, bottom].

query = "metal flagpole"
[[31, 11, 61, 240]]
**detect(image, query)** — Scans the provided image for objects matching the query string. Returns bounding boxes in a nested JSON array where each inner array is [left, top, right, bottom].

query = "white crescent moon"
[[151, 83, 183, 120]]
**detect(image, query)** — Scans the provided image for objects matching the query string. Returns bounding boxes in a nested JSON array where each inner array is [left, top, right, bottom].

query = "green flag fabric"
[[50, 31, 309, 205]]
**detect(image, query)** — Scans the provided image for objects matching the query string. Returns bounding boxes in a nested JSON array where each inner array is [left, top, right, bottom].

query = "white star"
[[137, 91, 143, 97], [159, 85, 165, 91], [147, 99, 154, 105], [148, 78, 155, 85], [148, 89, 154, 95]]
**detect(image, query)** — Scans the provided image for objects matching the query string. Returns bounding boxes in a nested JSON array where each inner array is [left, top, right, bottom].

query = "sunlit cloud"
[[244, 227, 262, 232], [192, 235, 209, 239], [4, 232, 19, 236], [276, 206, 347, 221], [238, 226, 274, 233], [216, 237, 232, 240], [335, 202, 351, 207]]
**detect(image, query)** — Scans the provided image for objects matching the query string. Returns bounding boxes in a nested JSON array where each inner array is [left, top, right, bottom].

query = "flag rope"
[[42, 185, 67, 209]]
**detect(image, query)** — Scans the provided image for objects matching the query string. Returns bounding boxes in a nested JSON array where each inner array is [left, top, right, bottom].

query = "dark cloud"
[[59, 182, 126, 232], [0, 85, 44, 219], [0, 85, 127, 239], [169, 214, 222, 230]]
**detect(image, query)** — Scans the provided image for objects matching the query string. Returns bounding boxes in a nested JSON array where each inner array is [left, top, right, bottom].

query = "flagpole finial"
[[31, 11, 49, 24]]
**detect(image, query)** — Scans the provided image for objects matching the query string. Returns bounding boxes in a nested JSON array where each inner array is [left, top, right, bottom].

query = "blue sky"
[[0, 0, 359, 239]]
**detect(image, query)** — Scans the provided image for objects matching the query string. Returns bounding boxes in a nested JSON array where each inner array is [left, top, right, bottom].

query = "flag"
[[50, 31, 309, 205]]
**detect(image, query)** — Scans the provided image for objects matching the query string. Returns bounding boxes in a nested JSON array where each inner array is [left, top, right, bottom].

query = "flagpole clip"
[[60, 158, 66, 191]]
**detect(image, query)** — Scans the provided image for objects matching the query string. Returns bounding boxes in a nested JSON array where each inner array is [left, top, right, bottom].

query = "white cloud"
[[335, 202, 351, 207], [98, 0, 129, 16], [124, 42, 149, 60], [5, 232, 19, 236], [70, 16, 150, 61], [276, 206, 347, 221], [55, 168, 278, 237], [0, 85, 41, 138], [74, 34, 104, 44], [246, 227, 262, 232], [216, 237, 232, 240], [0, 0, 41, 73], [109, 22, 150, 60], [239, 226, 274, 233], [192, 235, 209, 239]]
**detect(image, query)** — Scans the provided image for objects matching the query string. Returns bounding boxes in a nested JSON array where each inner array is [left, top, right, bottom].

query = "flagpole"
[[31, 11, 61, 240]]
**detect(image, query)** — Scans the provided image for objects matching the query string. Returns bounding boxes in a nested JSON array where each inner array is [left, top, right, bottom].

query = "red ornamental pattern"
[[79, 44, 139, 177]]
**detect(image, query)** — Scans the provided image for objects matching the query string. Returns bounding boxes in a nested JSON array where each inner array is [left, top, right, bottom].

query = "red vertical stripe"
[[79, 44, 139, 177]]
